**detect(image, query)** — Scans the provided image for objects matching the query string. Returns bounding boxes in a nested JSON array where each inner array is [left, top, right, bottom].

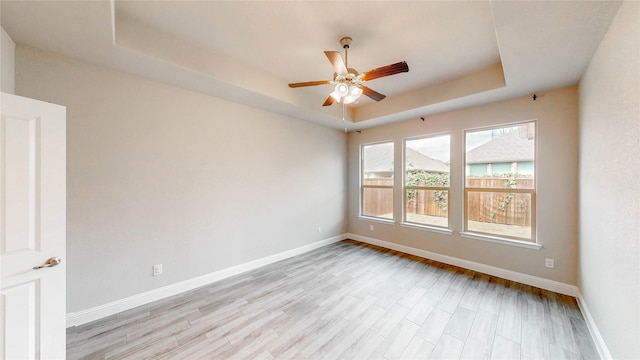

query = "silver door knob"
[[33, 257, 62, 270]]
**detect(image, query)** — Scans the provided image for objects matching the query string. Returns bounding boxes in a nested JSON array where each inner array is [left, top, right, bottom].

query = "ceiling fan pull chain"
[[342, 102, 346, 121]]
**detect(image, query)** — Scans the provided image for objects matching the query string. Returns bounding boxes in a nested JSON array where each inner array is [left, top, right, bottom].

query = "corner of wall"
[[1, 26, 16, 94], [576, 290, 613, 360]]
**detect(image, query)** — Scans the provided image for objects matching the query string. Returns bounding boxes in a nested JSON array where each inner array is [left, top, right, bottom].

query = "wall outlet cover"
[[153, 264, 163, 276], [545, 258, 555, 269]]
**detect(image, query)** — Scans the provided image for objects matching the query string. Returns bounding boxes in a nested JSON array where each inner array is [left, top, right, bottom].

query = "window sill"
[[358, 216, 395, 225], [400, 222, 454, 235], [460, 232, 542, 250]]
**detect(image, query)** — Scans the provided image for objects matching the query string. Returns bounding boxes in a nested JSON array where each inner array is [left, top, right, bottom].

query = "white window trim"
[[358, 216, 396, 225], [360, 140, 395, 221], [462, 120, 538, 244], [400, 222, 454, 235], [402, 133, 452, 231], [460, 231, 542, 250]]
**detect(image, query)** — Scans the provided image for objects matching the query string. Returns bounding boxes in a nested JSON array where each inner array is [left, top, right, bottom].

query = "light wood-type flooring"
[[67, 240, 599, 359]]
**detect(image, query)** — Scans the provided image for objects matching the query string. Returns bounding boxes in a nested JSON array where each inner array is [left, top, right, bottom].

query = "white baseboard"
[[68, 232, 609, 358], [348, 234, 615, 357], [346, 233, 578, 296], [66, 234, 345, 327], [576, 290, 612, 360]]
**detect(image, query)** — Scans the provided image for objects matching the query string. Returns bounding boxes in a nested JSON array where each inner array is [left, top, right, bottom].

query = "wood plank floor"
[[67, 240, 599, 359]]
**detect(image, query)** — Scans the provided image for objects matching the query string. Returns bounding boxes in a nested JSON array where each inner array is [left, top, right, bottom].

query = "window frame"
[[462, 120, 538, 244], [401, 133, 452, 232], [359, 140, 395, 222]]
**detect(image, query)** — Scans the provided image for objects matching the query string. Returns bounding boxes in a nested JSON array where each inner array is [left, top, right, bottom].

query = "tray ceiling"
[[1, 1, 621, 130]]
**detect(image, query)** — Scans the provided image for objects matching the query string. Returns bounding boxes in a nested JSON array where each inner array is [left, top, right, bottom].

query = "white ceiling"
[[1, 1, 621, 130]]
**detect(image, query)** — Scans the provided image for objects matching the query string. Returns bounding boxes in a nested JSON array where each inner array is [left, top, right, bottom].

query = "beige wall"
[[347, 86, 579, 285], [1, 26, 15, 94], [578, 1, 640, 359], [16, 46, 347, 313]]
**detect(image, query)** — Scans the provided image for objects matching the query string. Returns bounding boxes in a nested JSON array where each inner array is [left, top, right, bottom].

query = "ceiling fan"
[[288, 37, 409, 107]]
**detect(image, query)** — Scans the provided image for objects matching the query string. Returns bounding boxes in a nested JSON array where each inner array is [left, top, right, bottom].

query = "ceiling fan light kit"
[[330, 83, 363, 104], [288, 36, 409, 107]]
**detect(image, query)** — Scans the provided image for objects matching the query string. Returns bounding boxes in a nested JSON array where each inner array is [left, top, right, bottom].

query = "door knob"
[[33, 257, 62, 270]]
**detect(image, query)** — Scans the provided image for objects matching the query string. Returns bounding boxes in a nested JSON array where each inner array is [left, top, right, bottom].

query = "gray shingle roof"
[[466, 129, 534, 164], [405, 148, 450, 173], [363, 143, 394, 173], [363, 144, 449, 173]]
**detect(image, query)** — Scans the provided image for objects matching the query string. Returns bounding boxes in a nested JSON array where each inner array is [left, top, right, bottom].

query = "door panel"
[[1, 92, 66, 359], [3, 115, 39, 253], [1, 281, 38, 359]]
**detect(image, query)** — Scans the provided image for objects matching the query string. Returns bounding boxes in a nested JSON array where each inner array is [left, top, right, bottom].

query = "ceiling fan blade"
[[361, 61, 409, 81], [322, 96, 335, 107], [288, 80, 331, 88], [324, 51, 348, 75], [361, 86, 386, 102]]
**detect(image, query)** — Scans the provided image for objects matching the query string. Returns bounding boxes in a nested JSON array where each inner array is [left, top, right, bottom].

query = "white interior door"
[[0, 92, 66, 359]]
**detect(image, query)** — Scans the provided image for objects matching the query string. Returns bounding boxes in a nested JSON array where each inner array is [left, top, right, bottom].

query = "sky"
[[406, 126, 517, 163], [407, 134, 451, 163]]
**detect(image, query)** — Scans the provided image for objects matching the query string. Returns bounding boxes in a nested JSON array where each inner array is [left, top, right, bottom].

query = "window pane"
[[465, 122, 535, 241], [363, 142, 394, 183], [466, 190, 533, 240], [362, 187, 393, 220], [465, 123, 535, 189], [404, 134, 450, 228], [405, 135, 450, 185], [362, 142, 394, 219], [406, 189, 448, 227]]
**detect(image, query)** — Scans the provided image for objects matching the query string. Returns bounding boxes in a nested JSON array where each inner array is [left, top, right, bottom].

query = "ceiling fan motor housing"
[[340, 37, 352, 49], [334, 68, 361, 84]]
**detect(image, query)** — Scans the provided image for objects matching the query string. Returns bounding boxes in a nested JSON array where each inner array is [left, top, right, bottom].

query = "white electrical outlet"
[[153, 264, 163, 276], [317, 227, 322, 234], [370, 225, 374, 231], [545, 258, 555, 269]]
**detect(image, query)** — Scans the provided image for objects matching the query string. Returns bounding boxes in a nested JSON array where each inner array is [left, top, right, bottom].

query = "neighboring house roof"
[[363, 143, 394, 173], [466, 129, 534, 164], [363, 144, 449, 173], [405, 148, 450, 173]]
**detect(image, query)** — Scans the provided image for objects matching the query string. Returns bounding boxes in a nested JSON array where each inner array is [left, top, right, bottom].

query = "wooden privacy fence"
[[363, 177, 533, 226], [466, 178, 533, 226], [362, 178, 394, 217], [406, 188, 447, 217]]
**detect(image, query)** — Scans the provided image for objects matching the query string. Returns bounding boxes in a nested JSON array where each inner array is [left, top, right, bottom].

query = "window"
[[464, 121, 536, 242], [361, 142, 394, 220], [404, 134, 450, 228]]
